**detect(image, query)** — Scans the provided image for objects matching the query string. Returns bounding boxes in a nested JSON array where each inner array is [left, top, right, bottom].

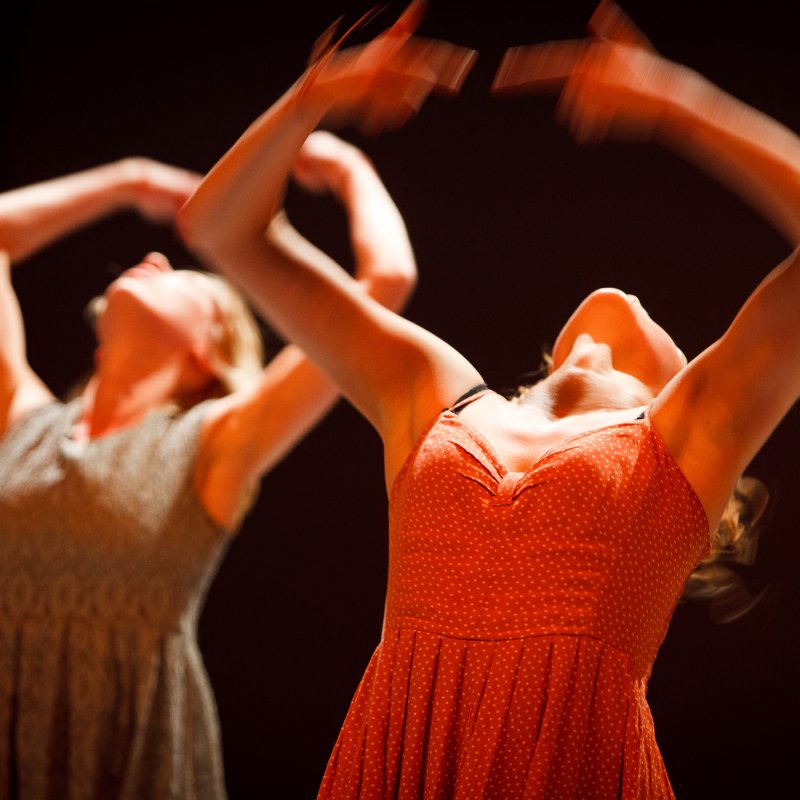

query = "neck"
[[516, 372, 584, 419], [518, 367, 650, 420], [76, 348, 185, 440]]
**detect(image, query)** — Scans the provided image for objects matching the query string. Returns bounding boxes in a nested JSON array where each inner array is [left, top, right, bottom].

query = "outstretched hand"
[[298, 1, 477, 135], [556, 41, 686, 145], [492, 0, 697, 145]]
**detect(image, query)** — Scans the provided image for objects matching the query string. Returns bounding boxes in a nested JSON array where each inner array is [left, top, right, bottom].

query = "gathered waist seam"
[[392, 616, 622, 650]]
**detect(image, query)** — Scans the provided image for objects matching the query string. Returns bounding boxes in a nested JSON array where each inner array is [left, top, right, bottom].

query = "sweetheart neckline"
[[389, 402, 710, 539], [444, 410, 648, 479], [388, 404, 648, 505], [442, 409, 710, 535]]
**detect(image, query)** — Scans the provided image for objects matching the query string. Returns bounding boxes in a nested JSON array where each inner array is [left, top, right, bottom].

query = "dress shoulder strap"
[[447, 384, 491, 415]]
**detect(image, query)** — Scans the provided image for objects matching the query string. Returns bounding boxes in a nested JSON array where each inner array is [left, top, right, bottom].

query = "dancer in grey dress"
[[0, 144, 416, 798], [0, 400, 230, 797]]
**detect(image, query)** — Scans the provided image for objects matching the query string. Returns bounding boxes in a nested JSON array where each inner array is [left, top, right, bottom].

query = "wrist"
[[338, 150, 378, 199], [653, 67, 712, 143], [292, 72, 337, 127], [114, 157, 150, 212]]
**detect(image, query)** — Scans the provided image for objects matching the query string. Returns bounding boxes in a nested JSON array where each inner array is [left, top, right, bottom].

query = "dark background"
[[4, 1, 800, 796]]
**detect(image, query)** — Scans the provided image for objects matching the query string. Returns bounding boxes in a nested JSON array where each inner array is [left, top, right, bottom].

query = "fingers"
[[298, 6, 383, 101], [376, 39, 476, 119], [365, 1, 427, 70], [394, 38, 477, 95], [360, 1, 474, 95], [307, 16, 343, 68], [391, 0, 427, 38], [421, 40, 477, 95], [587, 0, 653, 49], [388, 0, 476, 92], [338, 36, 475, 134], [493, 1, 655, 98], [491, 41, 588, 95]]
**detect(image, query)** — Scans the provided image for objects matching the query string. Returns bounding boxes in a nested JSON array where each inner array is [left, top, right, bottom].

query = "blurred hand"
[[555, 41, 692, 145], [122, 157, 202, 223], [492, 0, 698, 145], [299, 1, 477, 135]]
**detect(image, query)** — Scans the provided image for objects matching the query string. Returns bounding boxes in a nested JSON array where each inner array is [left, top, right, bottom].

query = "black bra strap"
[[448, 383, 491, 414]]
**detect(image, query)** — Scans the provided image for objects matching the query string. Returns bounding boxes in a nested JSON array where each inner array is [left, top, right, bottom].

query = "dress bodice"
[[0, 399, 233, 799]]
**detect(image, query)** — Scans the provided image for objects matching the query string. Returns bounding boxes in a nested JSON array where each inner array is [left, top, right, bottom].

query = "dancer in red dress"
[[180, 3, 797, 797]]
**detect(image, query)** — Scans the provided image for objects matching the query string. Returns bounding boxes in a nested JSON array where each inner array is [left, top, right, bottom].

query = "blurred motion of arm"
[[648, 60, 800, 248], [178, 4, 477, 435], [494, 0, 800, 247]]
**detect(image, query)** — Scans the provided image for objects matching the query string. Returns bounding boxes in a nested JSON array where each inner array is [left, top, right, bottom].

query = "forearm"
[[178, 80, 326, 262], [0, 159, 143, 262], [179, 22, 481, 440], [176, 76, 400, 424], [0, 252, 53, 426], [339, 153, 417, 309], [657, 68, 800, 245]]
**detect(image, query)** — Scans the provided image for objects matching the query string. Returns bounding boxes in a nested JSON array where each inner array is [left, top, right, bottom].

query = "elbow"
[[175, 197, 243, 267], [178, 195, 285, 270], [175, 197, 211, 257]]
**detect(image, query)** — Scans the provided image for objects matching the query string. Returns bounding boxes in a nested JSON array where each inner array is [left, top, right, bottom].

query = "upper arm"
[[194, 323, 480, 530], [0, 250, 53, 435], [193, 345, 339, 529], [206, 215, 482, 449], [651, 248, 800, 527]]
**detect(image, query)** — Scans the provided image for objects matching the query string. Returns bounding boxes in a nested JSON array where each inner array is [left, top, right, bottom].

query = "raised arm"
[[0, 250, 53, 434], [622, 48, 800, 526], [0, 158, 200, 263], [179, 6, 481, 487], [0, 159, 199, 435], [292, 130, 417, 308], [194, 133, 419, 528], [493, 2, 800, 247], [494, 1, 800, 528]]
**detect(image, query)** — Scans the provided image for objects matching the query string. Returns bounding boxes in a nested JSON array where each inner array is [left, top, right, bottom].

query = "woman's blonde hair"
[[197, 272, 265, 399], [683, 476, 770, 623]]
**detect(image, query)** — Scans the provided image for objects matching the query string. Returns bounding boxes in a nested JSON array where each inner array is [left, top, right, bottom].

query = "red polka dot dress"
[[318, 389, 709, 799]]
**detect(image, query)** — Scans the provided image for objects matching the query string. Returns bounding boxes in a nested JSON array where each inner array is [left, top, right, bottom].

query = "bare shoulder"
[[0, 248, 55, 434], [0, 382, 57, 443], [195, 393, 240, 460]]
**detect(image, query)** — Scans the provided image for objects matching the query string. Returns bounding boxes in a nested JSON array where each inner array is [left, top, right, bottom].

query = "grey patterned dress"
[[0, 399, 235, 799]]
